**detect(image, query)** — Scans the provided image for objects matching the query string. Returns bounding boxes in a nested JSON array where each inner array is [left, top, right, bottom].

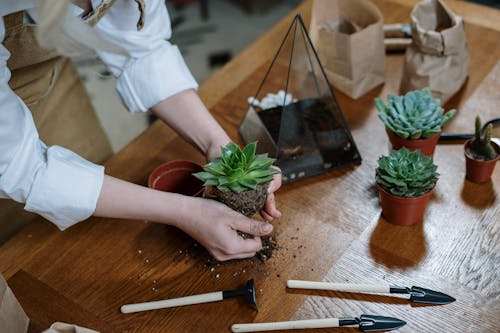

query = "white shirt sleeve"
[[0, 17, 104, 230], [92, 0, 198, 113]]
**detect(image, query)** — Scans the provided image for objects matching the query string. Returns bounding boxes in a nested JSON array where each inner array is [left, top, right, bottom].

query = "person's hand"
[[260, 166, 282, 221], [174, 197, 274, 261]]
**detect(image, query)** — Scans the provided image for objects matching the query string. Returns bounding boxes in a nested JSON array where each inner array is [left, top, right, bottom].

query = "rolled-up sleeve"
[[0, 18, 104, 230], [92, 0, 198, 113]]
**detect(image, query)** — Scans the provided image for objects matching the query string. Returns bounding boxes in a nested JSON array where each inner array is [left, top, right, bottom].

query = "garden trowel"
[[232, 314, 406, 332], [121, 279, 257, 313], [287, 280, 455, 305]]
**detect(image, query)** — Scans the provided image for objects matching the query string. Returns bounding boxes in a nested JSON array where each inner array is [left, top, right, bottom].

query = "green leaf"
[[441, 109, 456, 126], [242, 142, 257, 164], [239, 178, 258, 189], [204, 162, 226, 176], [203, 178, 219, 186], [221, 142, 240, 164], [410, 130, 422, 139], [193, 171, 217, 181], [228, 182, 247, 193]]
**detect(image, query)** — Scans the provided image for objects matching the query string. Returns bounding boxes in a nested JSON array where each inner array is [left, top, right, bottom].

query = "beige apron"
[[0, 9, 117, 243]]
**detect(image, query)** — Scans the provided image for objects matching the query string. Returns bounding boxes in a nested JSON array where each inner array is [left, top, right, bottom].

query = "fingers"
[[213, 251, 257, 261], [261, 167, 282, 220], [232, 218, 273, 237], [267, 167, 282, 193], [212, 237, 262, 261], [262, 192, 282, 220]]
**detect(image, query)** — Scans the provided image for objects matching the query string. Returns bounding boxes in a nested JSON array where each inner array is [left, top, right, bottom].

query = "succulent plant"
[[376, 148, 439, 197], [193, 142, 280, 193], [375, 88, 456, 139], [468, 116, 498, 160]]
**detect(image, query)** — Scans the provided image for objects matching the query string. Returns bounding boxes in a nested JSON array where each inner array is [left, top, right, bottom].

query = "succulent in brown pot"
[[375, 148, 439, 226], [464, 117, 499, 183], [194, 142, 280, 217], [375, 88, 456, 157]]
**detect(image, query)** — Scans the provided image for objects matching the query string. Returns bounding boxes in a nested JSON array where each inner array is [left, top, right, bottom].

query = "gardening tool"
[[384, 23, 412, 52], [287, 280, 455, 305], [439, 117, 500, 145], [121, 279, 257, 313], [231, 314, 406, 332]]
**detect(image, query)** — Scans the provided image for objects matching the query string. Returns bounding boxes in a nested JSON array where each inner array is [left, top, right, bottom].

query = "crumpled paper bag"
[[0, 273, 29, 333], [43, 322, 99, 333], [310, 0, 386, 99], [400, 0, 469, 103]]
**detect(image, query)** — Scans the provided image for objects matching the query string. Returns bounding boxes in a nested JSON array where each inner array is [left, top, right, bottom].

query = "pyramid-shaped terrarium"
[[239, 14, 361, 183]]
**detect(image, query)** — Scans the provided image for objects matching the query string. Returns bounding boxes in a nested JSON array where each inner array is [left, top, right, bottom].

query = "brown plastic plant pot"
[[376, 183, 434, 226], [386, 128, 440, 157], [464, 140, 500, 184], [148, 160, 204, 197]]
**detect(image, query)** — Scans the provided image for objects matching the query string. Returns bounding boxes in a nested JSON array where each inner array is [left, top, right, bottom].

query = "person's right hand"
[[173, 196, 274, 261]]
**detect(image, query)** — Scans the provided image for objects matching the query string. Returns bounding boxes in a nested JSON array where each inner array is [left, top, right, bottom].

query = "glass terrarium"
[[239, 14, 361, 183]]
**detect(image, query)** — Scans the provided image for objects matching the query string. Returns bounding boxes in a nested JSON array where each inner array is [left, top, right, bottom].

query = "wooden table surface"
[[1, 1, 499, 332]]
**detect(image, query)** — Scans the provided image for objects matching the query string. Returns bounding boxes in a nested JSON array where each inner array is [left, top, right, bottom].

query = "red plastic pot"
[[376, 183, 434, 226], [386, 128, 440, 157], [148, 160, 204, 197], [464, 140, 500, 183]]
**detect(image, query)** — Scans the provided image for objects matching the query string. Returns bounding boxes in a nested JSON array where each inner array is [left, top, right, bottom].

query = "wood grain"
[[7, 270, 115, 333], [0, 1, 499, 332]]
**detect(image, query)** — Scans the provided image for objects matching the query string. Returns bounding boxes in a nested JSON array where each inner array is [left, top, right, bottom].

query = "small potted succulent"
[[194, 142, 280, 217], [375, 88, 456, 157], [464, 117, 499, 183], [376, 148, 439, 226]]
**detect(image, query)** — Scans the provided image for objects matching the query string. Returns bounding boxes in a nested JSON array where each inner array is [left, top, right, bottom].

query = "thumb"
[[233, 218, 273, 236]]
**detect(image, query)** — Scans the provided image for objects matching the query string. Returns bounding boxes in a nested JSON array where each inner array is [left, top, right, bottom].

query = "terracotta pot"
[[148, 160, 204, 197], [464, 140, 500, 183], [386, 128, 440, 157], [376, 183, 434, 226]]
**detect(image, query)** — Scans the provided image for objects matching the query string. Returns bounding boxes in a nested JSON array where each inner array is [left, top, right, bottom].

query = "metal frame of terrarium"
[[239, 14, 361, 183]]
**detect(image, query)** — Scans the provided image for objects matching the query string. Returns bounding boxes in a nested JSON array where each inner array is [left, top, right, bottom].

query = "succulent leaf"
[[193, 142, 280, 193], [376, 148, 439, 197], [375, 88, 456, 139]]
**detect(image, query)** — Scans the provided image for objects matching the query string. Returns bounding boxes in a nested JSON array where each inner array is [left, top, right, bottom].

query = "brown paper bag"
[[0, 274, 29, 333], [400, 0, 469, 104], [310, 0, 386, 99]]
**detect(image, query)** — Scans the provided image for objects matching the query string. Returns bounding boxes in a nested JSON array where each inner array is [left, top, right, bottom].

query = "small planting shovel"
[[439, 117, 500, 143], [287, 280, 455, 305], [121, 279, 257, 314], [232, 314, 406, 332]]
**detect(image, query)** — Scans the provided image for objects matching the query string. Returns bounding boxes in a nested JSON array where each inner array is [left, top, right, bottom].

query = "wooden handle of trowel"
[[232, 318, 340, 332], [121, 291, 223, 313], [287, 280, 391, 294], [384, 23, 408, 37], [384, 38, 412, 51]]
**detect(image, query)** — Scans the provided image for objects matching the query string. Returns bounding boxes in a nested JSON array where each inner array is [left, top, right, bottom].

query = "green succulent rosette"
[[376, 148, 439, 197], [194, 142, 280, 193], [375, 88, 456, 140]]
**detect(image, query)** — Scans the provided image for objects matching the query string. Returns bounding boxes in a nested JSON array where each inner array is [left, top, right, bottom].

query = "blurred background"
[[73, 0, 302, 153], [73, 0, 498, 154]]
